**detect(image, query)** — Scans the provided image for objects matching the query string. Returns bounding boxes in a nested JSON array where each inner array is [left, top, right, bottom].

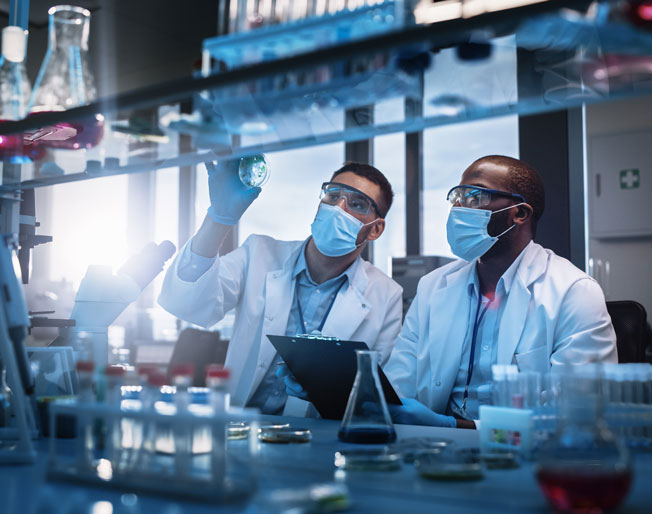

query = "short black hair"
[[475, 155, 545, 231], [331, 162, 394, 217]]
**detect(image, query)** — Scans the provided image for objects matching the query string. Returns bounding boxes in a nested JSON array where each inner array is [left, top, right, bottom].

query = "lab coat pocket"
[[513, 344, 549, 374]]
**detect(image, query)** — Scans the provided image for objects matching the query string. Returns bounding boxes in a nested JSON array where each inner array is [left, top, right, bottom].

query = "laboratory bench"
[[1, 415, 652, 514]]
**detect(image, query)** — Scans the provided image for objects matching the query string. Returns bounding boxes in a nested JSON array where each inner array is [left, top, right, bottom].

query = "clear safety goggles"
[[446, 185, 525, 209], [320, 182, 381, 216]]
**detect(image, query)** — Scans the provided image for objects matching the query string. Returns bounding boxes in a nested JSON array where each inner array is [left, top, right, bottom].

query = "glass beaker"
[[29, 5, 103, 150], [338, 350, 396, 444], [535, 365, 632, 513]]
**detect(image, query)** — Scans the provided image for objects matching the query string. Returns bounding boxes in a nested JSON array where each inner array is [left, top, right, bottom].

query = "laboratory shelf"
[[3, 0, 652, 190]]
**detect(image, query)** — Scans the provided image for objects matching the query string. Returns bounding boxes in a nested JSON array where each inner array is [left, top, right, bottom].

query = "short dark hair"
[[331, 162, 394, 217], [475, 155, 545, 232]]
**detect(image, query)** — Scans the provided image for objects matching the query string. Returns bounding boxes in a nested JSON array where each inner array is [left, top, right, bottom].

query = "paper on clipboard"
[[267, 334, 401, 420]]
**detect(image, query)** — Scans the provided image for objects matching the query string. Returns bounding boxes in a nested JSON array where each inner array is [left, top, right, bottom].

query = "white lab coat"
[[159, 234, 403, 407], [384, 241, 617, 415]]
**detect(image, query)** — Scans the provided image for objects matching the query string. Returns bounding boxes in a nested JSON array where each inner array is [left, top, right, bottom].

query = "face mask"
[[311, 203, 376, 257], [446, 203, 524, 262]]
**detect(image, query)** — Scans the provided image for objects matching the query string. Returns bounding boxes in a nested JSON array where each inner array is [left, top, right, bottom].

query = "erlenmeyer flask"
[[338, 350, 396, 444], [29, 5, 103, 150], [535, 365, 632, 513]]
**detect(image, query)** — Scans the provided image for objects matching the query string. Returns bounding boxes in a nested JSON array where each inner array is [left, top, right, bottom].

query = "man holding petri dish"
[[384, 155, 617, 429], [159, 159, 402, 415]]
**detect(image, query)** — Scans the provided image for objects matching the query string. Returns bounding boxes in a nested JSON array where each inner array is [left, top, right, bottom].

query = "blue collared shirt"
[[447, 245, 528, 420]]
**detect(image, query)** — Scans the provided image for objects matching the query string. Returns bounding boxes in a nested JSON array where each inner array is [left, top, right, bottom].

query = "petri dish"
[[258, 423, 291, 432], [479, 451, 520, 470], [391, 437, 454, 463], [414, 448, 484, 481], [227, 422, 251, 440], [259, 427, 312, 443], [239, 155, 270, 188], [334, 448, 402, 471]]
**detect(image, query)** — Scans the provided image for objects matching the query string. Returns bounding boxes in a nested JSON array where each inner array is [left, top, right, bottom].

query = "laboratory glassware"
[[338, 349, 396, 444], [0, 26, 30, 160], [29, 5, 103, 150], [535, 365, 632, 513], [206, 364, 231, 412], [239, 154, 271, 188]]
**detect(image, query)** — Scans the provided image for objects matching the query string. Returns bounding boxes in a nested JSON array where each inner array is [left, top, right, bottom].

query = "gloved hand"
[[276, 364, 309, 400], [388, 398, 457, 427], [206, 159, 261, 225]]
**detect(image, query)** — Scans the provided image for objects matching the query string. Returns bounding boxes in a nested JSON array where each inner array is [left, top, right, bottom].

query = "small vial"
[[105, 365, 126, 406], [206, 364, 231, 413], [76, 360, 95, 403], [171, 364, 194, 477]]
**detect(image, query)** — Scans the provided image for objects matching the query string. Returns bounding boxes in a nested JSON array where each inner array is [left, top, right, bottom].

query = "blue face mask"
[[446, 204, 523, 262], [311, 203, 376, 257]]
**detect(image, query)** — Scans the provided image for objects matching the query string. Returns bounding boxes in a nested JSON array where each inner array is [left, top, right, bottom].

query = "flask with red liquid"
[[28, 5, 103, 152], [535, 365, 632, 513]]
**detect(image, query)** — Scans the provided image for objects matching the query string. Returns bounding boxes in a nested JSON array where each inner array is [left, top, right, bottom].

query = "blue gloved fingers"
[[284, 374, 308, 400], [205, 158, 262, 225], [275, 363, 290, 379]]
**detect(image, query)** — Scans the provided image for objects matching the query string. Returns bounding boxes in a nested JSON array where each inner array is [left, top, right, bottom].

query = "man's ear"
[[514, 204, 533, 225], [366, 218, 386, 241]]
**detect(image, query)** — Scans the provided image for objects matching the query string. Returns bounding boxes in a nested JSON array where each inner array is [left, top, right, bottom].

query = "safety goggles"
[[446, 185, 525, 209], [320, 182, 381, 216]]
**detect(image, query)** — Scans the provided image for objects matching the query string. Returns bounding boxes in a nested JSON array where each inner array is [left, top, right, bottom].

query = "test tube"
[[136, 371, 166, 473], [104, 365, 126, 472], [206, 364, 231, 413], [172, 364, 194, 477], [75, 360, 95, 471]]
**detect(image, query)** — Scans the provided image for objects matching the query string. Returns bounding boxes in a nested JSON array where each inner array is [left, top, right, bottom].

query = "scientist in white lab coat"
[[158, 160, 403, 414], [384, 155, 617, 429]]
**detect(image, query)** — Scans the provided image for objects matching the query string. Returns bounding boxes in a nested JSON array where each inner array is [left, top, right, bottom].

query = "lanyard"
[[462, 292, 493, 412], [294, 276, 346, 335]]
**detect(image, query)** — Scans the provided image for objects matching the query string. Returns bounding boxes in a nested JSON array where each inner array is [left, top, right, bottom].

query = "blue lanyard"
[[462, 292, 493, 412], [294, 276, 346, 335]]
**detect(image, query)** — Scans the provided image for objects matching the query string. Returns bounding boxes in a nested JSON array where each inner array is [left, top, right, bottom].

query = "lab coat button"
[[435, 380, 441, 386], [483, 345, 489, 351], [266, 315, 274, 321], [362, 304, 366, 308]]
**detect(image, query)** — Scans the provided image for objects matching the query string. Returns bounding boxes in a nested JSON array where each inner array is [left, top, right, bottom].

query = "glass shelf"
[[2, 0, 652, 190]]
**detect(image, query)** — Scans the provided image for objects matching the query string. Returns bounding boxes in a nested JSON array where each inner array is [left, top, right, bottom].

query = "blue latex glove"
[[205, 159, 261, 225], [387, 398, 457, 427], [276, 364, 309, 400]]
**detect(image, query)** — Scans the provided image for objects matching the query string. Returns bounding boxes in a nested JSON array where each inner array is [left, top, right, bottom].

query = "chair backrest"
[[606, 300, 649, 363], [167, 327, 229, 386]]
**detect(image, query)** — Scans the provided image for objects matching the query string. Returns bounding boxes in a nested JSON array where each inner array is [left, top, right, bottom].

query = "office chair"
[[167, 327, 229, 386], [606, 301, 650, 363]]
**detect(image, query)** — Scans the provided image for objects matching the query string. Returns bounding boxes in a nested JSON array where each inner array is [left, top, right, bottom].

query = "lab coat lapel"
[[496, 243, 547, 365], [321, 260, 370, 341], [428, 263, 474, 411], [251, 247, 303, 395]]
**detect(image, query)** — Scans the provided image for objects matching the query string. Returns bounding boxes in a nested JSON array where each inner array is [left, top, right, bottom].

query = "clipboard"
[[267, 334, 402, 420]]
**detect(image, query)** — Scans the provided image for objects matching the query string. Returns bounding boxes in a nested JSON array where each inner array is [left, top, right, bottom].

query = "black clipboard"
[[267, 334, 401, 420]]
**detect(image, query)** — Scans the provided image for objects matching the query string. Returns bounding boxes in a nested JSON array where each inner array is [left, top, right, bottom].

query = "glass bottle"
[[0, 26, 30, 160], [535, 365, 632, 513], [29, 5, 103, 150], [338, 350, 396, 444], [206, 364, 231, 412]]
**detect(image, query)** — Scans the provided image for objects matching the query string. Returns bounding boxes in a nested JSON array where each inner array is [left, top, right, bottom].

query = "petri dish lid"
[[391, 437, 454, 463], [259, 427, 312, 443], [414, 448, 484, 481], [334, 448, 402, 471], [227, 421, 251, 440]]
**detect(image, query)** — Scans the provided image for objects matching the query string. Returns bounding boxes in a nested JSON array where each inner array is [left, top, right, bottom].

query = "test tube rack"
[[47, 399, 259, 503]]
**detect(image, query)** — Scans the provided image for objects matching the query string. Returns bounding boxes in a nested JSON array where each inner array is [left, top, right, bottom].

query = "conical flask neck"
[[49, 6, 90, 51]]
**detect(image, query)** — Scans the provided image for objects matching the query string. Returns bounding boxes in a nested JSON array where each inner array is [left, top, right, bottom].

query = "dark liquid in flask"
[[536, 468, 632, 513], [338, 425, 397, 444]]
